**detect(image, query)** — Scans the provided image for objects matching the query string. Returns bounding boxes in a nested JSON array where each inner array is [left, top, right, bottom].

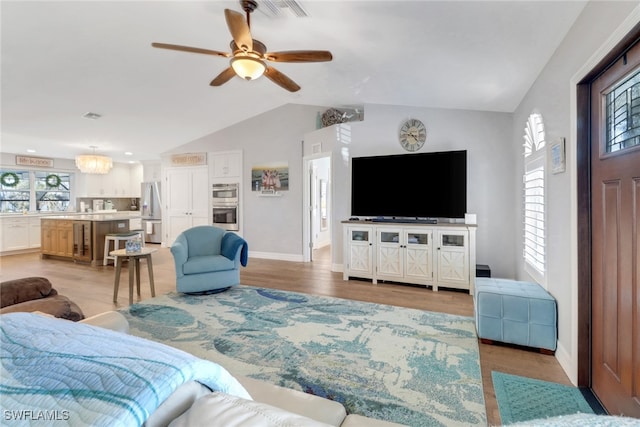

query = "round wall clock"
[[398, 118, 427, 152]]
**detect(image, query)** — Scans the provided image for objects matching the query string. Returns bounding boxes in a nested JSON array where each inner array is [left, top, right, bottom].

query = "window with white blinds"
[[522, 113, 546, 284]]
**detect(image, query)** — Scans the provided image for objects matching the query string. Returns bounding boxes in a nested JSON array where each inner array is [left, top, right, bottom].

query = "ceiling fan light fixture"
[[231, 56, 266, 80]]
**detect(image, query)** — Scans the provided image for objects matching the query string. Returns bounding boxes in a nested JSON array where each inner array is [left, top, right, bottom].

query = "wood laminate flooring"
[[0, 245, 571, 426]]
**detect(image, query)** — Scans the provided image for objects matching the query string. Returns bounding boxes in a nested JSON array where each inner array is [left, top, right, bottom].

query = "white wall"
[[1, 153, 77, 172], [304, 105, 516, 277], [511, 1, 640, 384], [169, 100, 515, 275], [164, 103, 323, 259]]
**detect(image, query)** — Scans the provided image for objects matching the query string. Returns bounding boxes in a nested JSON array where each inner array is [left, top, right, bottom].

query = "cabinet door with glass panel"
[[403, 229, 433, 285], [344, 226, 374, 279], [436, 229, 469, 288], [376, 228, 403, 280], [377, 227, 433, 285]]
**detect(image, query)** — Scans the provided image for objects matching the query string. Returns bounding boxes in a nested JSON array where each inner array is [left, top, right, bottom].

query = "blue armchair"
[[170, 226, 248, 294]]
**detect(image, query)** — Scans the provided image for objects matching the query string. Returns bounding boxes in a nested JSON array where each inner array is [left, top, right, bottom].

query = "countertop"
[[1, 211, 141, 219], [41, 212, 142, 222]]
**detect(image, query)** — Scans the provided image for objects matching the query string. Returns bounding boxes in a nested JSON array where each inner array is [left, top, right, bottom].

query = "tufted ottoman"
[[473, 278, 557, 352]]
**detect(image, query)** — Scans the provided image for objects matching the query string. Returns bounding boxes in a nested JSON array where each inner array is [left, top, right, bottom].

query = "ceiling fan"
[[151, 0, 332, 92]]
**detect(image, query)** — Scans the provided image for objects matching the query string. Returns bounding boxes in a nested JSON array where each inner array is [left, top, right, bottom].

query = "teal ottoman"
[[474, 278, 557, 352]]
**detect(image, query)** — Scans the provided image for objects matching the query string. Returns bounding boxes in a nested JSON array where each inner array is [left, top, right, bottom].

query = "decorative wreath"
[[0, 172, 19, 188], [45, 174, 61, 188]]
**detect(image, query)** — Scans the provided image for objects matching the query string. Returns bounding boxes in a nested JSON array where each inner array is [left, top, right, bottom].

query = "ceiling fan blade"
[[264, 67, 301, 92], [265, 50, 333, 63], [151, 42, 230, 58], [210, 67, 237, 86], [224, 9, 252, 52]]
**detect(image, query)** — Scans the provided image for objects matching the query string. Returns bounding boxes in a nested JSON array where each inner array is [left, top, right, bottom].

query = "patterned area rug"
[[119, 286, 486, 426], [492, 371, 594, 425]]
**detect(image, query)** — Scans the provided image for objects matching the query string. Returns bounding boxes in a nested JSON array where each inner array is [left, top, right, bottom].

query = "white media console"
[[342, 220, 477, 294]]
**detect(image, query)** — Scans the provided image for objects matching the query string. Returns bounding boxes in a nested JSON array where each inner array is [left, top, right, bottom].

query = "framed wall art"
[[550, 137, 566, 174]]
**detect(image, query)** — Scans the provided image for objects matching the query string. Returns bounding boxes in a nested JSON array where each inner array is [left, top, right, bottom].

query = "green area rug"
[[120, 285, 486, 426], [492, 371, 594, 424]]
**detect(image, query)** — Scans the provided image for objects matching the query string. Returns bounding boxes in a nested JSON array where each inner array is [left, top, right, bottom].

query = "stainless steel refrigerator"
[[141, 181, 162, 243]]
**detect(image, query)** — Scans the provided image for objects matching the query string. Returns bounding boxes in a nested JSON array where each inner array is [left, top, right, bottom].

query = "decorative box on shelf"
[[259, 189, 282, 197]]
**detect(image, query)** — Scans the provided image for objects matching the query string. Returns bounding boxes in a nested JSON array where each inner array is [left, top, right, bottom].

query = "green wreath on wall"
[[45, 174, 61, 188], [0, 172, 20, 188]]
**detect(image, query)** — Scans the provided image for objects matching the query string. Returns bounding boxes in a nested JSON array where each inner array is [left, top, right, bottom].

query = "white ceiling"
[[1, 1, 587, 164]]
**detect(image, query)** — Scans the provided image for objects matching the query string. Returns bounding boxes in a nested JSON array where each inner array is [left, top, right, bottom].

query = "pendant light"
[[75, 146, 113, 174]]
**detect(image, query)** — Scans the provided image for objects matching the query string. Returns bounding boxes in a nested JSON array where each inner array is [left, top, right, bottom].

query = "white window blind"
[[523, 161, 545, 274], [522, 113, 546, 284]]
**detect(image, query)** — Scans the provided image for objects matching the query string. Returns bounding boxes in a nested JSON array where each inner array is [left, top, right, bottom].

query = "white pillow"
[[168, 392, 334, 427]]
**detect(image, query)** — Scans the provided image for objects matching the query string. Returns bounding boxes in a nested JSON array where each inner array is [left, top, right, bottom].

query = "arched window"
[[523, 113, 546, 284]]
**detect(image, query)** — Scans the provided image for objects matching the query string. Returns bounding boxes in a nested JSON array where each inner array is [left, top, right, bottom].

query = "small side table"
[[111, 247, 157, 305]]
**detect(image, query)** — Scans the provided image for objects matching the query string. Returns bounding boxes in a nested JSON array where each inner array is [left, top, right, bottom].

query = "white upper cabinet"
[[210, 151, 242, 180], [76, 163, 143, 197]]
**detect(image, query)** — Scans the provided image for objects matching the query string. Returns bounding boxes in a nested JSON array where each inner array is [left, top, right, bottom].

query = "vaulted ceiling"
[[1, 1, 587, 163]]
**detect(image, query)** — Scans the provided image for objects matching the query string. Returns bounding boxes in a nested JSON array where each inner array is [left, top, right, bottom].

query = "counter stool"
[[103, 230, 145, 266]]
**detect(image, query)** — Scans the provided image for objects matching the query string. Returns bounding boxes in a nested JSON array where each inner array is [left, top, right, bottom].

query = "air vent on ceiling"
[[258, 0, 308, 18], [82, 112, 102, 120]]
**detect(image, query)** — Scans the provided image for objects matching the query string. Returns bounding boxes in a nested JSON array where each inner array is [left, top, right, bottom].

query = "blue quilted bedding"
[[0, 312, 250, 426]]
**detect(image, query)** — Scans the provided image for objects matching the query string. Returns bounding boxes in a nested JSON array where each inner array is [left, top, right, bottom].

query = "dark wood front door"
[[590, 40, 640, 417]]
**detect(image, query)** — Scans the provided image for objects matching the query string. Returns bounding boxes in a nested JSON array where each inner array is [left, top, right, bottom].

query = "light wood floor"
[[0, 245, 571, 426]]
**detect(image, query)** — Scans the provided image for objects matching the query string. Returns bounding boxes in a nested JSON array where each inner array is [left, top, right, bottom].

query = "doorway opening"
[[303, 154, 331, 264]]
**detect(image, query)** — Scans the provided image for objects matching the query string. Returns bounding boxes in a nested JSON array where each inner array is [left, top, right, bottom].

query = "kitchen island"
[[41, 213, 141, 266]]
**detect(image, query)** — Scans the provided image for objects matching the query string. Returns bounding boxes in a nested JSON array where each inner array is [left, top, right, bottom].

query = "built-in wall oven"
[[212, 204, 239, 231], [212, 183, 239, 203], [212, 183, 239, 231]]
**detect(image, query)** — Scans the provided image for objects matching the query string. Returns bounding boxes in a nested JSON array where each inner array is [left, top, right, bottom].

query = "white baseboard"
[[0, 248, 40, 256], [249, 251, 304, 262], [555, 341, 577, 386]]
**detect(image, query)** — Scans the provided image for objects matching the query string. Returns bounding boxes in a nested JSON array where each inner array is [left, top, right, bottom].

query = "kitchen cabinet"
[[343, 221, 476, 293], [129, 217, 142, 230], [130, 164, 143, 197], [41, 219, 73, 258], [29, 217, 41, 248], [92, 219, 129, 263], [1, 217, 30, 252], [72, 221, 92, 263], [0, 216, 42, 253], [76, 163, 143, 197], [41, 215, 133, 264], [210, 151, 241, 179], [166, 166, 209, 245]]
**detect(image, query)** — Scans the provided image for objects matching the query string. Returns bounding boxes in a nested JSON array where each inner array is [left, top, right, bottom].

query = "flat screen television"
[[350, 150, 467, 219]]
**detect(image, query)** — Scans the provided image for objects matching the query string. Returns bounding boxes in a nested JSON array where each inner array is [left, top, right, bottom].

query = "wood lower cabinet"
[[92, 219, 130, 263], [41, 219, 74, 258], [41, 217, 131, 264], [343, 221, 476, 293]]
